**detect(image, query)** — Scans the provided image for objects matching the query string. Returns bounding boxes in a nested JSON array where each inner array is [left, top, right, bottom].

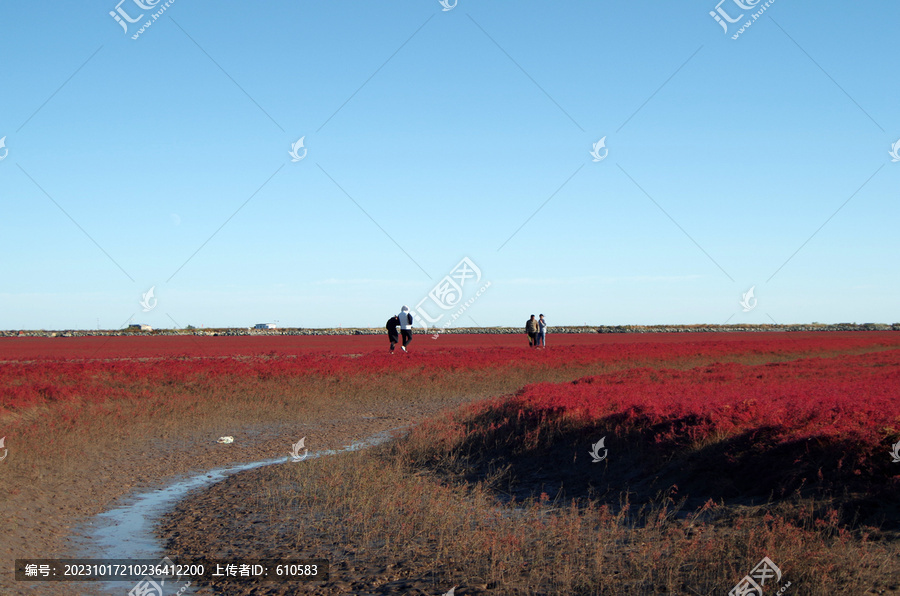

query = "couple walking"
[[525, 314, 547, 348], [386, 306, 414, 353]]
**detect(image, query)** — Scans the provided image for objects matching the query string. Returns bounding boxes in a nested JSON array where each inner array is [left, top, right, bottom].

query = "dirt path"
[[1, 394, 474, 596]]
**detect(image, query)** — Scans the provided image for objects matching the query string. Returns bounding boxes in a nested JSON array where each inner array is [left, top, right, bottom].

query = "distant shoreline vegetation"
[[3, 323, 898, 337]]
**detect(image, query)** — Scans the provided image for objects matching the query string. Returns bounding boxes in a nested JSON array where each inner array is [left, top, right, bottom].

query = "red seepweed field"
[[2, 331, 899, 595], [409, 347, 900, 508], [2, 329, 897, 360], [2, 331, 899, 415]]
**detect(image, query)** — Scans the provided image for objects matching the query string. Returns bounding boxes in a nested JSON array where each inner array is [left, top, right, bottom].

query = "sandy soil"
[[1, 393, 475, 596]]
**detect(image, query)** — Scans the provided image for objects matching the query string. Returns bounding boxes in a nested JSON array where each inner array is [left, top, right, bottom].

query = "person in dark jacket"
[[386, 315, 400, 353], [525, 314, 538, 347]]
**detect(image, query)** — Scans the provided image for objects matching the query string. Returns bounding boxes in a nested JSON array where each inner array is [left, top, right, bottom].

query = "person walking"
[[525, 314, 539, 347], [537, 314, 547, 348], [386, 314, 400, 353], [398, 305, 414, 352]]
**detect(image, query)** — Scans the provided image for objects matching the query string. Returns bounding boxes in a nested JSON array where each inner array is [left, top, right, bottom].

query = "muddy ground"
[[1, 394, 475, 596]]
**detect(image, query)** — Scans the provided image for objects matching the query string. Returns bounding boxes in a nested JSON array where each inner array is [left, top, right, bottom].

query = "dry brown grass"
[[0, 350, 722, 493], [4, 337, 899, 595], [4, 338, 895, 492], [259, 439, 899, 595]]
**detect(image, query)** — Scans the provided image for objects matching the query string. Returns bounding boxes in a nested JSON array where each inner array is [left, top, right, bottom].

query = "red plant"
[[504, 350, 900, 449]]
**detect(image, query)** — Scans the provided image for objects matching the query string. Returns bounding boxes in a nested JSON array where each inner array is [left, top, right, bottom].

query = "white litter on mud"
[[74, 428, 401, 595]]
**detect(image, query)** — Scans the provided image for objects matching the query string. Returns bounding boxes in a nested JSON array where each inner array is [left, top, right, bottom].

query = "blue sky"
[[0, 0, 897, 330]]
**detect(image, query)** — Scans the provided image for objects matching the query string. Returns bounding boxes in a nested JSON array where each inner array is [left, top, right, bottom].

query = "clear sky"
[[1, 0, 897, 330]]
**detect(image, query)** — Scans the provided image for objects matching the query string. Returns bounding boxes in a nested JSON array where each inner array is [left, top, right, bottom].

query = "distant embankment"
[[2, 323, 898, 338]]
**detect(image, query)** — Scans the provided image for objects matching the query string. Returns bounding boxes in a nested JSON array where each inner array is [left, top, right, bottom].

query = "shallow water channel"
[[75, 429, 402, 595]]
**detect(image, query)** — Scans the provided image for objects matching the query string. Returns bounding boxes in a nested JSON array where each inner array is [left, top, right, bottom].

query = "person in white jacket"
[[397, 305, 414, 352]]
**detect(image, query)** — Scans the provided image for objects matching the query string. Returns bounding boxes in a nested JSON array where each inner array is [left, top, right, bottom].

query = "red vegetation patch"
[[1, 331, 898, 361], [404, 349, 900, 523], [2, 332, 899, 418], [509, 350, 900, 447]]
